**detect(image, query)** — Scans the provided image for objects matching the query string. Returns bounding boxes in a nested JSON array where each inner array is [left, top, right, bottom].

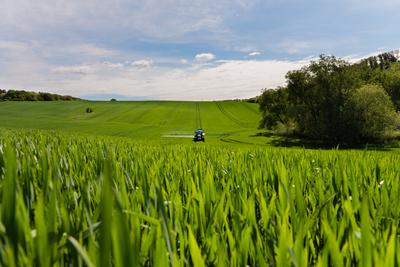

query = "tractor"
[[193, 128, 205, 142]]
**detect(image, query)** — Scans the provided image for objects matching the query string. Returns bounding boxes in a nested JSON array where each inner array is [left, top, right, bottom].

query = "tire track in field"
[[195, 102, 202, 128], [215, 102, 253, 128], [242, 103, 260, 115]]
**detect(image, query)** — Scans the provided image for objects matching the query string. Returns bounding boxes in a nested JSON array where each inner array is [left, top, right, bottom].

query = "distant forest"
[[0, 89, 78, 101], [258, 52, 400, 142]]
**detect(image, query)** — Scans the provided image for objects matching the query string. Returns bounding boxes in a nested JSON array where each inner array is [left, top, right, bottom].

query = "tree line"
[[0, 89, 78, 101], [258, 53, 400, 142]]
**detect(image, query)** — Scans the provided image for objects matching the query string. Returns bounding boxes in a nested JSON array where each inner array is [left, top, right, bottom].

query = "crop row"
[[0, 130, 399, 266]]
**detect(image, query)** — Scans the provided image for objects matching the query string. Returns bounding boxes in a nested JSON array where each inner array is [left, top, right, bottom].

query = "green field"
[[0, 101, 262, 144], [0, 101, 399, 266], [0, 130, 399, 266]]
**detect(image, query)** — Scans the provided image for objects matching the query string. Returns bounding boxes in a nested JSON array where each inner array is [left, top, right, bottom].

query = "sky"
[[0, 0, 399, 100]]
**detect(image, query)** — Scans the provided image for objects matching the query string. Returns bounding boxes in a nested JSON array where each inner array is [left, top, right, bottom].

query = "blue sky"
[[0, 0, 399, 100]]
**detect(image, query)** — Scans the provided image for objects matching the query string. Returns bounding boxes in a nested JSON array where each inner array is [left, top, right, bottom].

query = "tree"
[[364, 53, 398, 70], [345, 84, 399, 140], [258, 87, 290, 129], [258, 54, 400, 143], [366, 63, 400, 111], [285, 55, 360, 140], [62, 95, 74, 101]]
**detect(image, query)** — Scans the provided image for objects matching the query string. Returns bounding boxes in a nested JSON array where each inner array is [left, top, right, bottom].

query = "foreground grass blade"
[[0, 128, 398, 266], [68, 236, 95, 267]]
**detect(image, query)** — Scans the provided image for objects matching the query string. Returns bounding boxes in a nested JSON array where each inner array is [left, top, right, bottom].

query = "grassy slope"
[[0, 101, 266, 144]]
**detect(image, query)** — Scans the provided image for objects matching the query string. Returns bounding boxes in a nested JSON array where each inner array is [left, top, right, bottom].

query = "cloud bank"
[[0, 42, 308, 100], [1, 0, 399, 100]]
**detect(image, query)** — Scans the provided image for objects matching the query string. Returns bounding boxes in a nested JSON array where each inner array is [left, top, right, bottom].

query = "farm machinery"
[[193, 128, 205, 142]]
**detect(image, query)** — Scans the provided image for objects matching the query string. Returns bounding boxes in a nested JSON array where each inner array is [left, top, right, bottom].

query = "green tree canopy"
[[0, 89, 78, 101], [259, 87, 289, 129], [285, 55, 360, 140], [258, 54, 400, 142], [345, 84, 399, 140]]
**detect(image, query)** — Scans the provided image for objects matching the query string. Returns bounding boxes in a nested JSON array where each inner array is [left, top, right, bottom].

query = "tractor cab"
[[193, 128, 205, 142]]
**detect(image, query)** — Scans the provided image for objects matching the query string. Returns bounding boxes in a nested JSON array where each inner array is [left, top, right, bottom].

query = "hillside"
[[0, 101, 262, 144]]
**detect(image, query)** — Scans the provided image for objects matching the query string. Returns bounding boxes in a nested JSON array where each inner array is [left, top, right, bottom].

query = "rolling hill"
[[0, 101, 264, 144]]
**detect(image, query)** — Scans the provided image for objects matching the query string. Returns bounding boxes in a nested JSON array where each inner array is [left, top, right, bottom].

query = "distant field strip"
[[195, 102, 202, 128], [0, 101, 262, 144], [215, 102, 253, 128]]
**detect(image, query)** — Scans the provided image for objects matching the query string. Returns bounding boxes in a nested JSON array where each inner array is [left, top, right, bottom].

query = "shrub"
[[345, 84, 400, 140], [86, 107, 94, 113]]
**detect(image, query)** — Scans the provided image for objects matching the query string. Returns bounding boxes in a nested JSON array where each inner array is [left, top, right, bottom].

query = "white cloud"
[[248, 51, 261, 56], [53, 65, 94, 75], [0, 40, 118, 64], [0, 37, 387, 101], [238, 46, 259, 53], [0, 52, 308, 100], [0, 0, 256, 43], [101, 61, 124, 69], [343, 48, 400, 63], [195, 53, 216, 62], [14, 48, 396, 100], [59, 44, 116, 58], [2, 1, 395, 100], [0, 40, 29, 51], [52, 59, 155, 76], [131, 59, 153, 69]]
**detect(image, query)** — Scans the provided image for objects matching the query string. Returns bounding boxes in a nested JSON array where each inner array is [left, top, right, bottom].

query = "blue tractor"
[[193, 128, 205, 142]]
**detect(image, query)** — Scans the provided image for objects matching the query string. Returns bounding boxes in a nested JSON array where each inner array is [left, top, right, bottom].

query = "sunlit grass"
[[0, 129, 399, 266]]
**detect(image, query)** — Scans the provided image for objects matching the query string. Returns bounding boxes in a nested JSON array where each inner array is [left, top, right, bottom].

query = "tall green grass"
[[0, 129, 399, 266]]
